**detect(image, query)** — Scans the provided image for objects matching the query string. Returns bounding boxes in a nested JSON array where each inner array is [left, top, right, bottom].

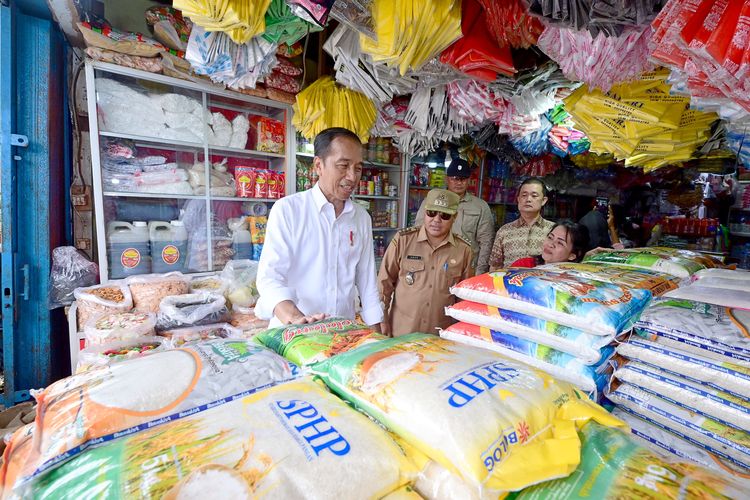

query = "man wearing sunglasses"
[[415, 158, 494, 274], [378, 189, 473, 337]]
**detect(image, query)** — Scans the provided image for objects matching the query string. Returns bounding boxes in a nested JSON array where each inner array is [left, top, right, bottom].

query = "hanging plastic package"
[[263, 0, 323, 45], [173, 0, 271, 44], [48, 247, 98, 309], [286, 0, 335, 28], [476, 0, 543, 49], [313, 333, 624, 494]]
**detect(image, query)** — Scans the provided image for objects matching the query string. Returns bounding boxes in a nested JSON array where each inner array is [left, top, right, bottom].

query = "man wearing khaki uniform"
[[416, 158, 494, 274], [378, 189, 474, 337]]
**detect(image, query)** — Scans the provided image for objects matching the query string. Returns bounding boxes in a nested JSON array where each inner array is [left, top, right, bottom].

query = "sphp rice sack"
[[25, 379, 418, 499], [612, 408, 750, 484], [582, 248, 708, 279], [13, 339, 297, 488], [511, 421, 747, 499], [313, 333, 624, 493], [441, 323, 613, 393], [616, 338, 750, 399], [538, 262, 680, 297], [614, 361, 750, 431], [255, 317, 386, 366], [607, 383, 750, 471], [444, 301, 611, 364], [635, 298, 750, 367], [450, 269, 652, 336]]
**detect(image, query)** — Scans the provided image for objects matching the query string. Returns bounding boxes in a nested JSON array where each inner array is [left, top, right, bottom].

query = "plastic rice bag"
[[313, 333, 624, 494], [692, 268, 750, 286], [663, 284, 750, 310], [255, 317, 387, 366], [450, 268, 652, 336], [607, 383, 750, 471], [83, 311, 156, 346], [444, 301, 612, 364], [583, 248, 708, 278], [512, 420, 747, 499], [13, 339, 297, 487], [23, 378, 417, 499], [73, 283, 133, 330], [539, 262, 680, 297], [75, 337, 165, 373], [155, 292, 230, 331], [126, 272, 190, 313], [441, 323, 614, 394], [48, 247, 98, 309], [189, 275, 228, 295]]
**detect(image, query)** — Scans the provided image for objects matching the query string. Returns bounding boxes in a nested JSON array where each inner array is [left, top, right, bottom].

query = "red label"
[[162, 245, 180, 265], [121, 248, 141, 269]]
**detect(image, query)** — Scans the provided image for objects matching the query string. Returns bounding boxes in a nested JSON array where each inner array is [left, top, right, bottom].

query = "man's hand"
[[274, 300, 327, 325]]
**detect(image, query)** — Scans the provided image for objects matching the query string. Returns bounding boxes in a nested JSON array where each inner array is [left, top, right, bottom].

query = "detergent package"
[[313, 333, 623, 494], [24, 379, 417, 499]]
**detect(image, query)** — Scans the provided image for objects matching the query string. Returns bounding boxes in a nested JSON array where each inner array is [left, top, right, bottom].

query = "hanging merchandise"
[[330, 0, 376, 39], [547, 104, 591, 156], [173, 0, 271, 44], [446, 79, 509, 126], [525, 0, 666, 37], [263, 0, 322, 45], [292, 76, 377, 142], [360, 0, 462, 76], [511, 115, 553, 156], [515, 153, 562, 177], [564, 70, 719, 171], [477, 0, 543, 49], [470, 125, 528, 165], [650, 0, 750, 113], [286, 0, 336, 27], [145, 6, 193, 51], [185, 25, 277, 89], [570, 151, 615, 170], [536, 25, 655, 93], [440, 0, 516, 81]]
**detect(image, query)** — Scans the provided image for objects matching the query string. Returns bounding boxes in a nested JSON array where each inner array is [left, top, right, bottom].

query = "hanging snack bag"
[[234, 166, 257, 198], [13, 339, 297, 488], [83, 311, 156, 346], [313, 333, 624, 494], [125, 272, 189, 313], [73, 283, 133, 331]]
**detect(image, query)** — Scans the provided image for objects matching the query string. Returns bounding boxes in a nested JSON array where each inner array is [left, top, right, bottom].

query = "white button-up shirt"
[[256, 183, 384, 327]]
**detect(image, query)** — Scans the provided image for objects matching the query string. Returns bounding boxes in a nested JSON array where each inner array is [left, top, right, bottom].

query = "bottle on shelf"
[[107, 221, 152, 278], [149, 220, 188, 273]]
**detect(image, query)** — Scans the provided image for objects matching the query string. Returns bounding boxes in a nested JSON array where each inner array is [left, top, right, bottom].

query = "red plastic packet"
[[276, 171, 286, 198], [235, 166, 256, 198], [267, 171, 279, 199], [254, 169, 269, 198]]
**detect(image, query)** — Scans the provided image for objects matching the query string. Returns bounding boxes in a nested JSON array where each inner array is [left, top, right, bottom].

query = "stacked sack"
[[444, 261, 677, 398], [608, 268, 750, 482]]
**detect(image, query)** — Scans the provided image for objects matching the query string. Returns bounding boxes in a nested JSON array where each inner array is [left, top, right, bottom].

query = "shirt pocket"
[[461, 210, 481, 240], [440, 260, 465, 289]]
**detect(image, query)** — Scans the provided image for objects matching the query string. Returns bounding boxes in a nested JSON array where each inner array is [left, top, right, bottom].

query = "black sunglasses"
[[425, 210, 452, 221]]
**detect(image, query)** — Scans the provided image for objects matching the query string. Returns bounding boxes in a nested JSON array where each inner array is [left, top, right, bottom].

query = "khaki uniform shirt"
[[378, 226, 473, 337], [416, 193, 495, 274], [489, 216, 555, 270]]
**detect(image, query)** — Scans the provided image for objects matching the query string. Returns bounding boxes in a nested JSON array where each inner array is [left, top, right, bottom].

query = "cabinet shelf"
[[373, 227, 398, 232], [409, 185, 433, 191], [353, 195, 399, 200], [731, 231, 750, 237], [103, 191, 278, 203], [295, 151, 401, 169]]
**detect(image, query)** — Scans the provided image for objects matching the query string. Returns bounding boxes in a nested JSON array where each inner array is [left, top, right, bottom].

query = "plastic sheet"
[[48, 247, 98, 309], [446, 79, 509, 126], [525, 0, 665, 36], [155, 292, 230, 331], [173, 0, 271, 44], [330, 0, 375, 39], [477, 0, 543, 49]]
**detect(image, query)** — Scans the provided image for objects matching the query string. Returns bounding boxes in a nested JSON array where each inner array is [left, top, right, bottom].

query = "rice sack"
[[450, 269, 652, 336], [14, 339, 297, 488], [538, 262, 680, 297], [312, 333, 624, 493], [441, 323, 614, 394], [582, 248, 709, 279], [511, 422, 747, 499], [612, 408, 750, 484], [75, 337, 165, 373], [25, 379, 418, 499], [616, 338, 750, 399], [444, 301, 612, 364], [634, 298, 750, 367], [607, 383, 750, 472], [663, 284, 750, 311], [255, 317, 387, 366], [692, 268, 750, 289]]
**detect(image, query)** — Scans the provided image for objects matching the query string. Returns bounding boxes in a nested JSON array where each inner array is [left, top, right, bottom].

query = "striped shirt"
[[489, 216, 555, 270]]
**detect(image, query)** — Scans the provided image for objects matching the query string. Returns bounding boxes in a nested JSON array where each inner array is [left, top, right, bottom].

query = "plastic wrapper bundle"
[[547, 104, 590, 156], [173, 0, 270, 44], [19, 378, 419, 499], [635, 297, 750, 367], [73, 283, 133, 330], [159, 322, 243, 347], [607, 383, 750, 474], [255, 317, 386, 366], [515, 154, 561, 177], [360, 0, 462, 76], [450, 268, 652, 336], [439, 0, 516, 81], [477, 0, 543, 49], [155, 292, 230, 331], [48, 247, 98, 309], [563, 71, 719, 171], [511, 115, 553, 156], [330, 0, 375, 39], [292, 76, 377, 142], [263, 0, 322, 45], [287, 0, 335, 27], [188, 160, 236, 196], [650, 0, 750, 113], [511, 420, 747, 499], [125, 271, 190, 313], [441, 322, 614, 393], [77, 20, 166, 58], [570, 151, 615, 169], [85, 46, 163, 73], [83, 311, 156, 346], [185, 25, 277, 90], [7, 339, 297, 490], [470, 125, 528, 165], [220, 259, 259, 307], [583, 247, 713, 278], [312, 333, 624, 494], [445, 79, 509, 126], [613, 408, 750, 485], [145, 6, 192, 51], [525, 0, 665, 36], [75, 337, 165, 374]]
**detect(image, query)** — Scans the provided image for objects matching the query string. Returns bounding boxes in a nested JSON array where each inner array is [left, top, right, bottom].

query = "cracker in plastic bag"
[[83, 310, 156, 346], [75, 337, 165, 373], [73, 283, 133, 330], [126, 272, 190, 313]]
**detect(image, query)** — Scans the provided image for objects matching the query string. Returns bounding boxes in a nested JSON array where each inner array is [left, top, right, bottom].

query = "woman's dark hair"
[[549, 219, 590, 262], [314, 127, 362, 159]]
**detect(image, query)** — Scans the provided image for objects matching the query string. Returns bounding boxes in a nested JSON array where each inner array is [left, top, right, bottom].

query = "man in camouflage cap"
[[378, 189, 474, 337]]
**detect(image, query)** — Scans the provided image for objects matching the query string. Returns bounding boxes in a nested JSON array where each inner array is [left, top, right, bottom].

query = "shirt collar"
[[417, 225, 456, 247], [312, 183, 353, 215], [515, 214, 545, 228]]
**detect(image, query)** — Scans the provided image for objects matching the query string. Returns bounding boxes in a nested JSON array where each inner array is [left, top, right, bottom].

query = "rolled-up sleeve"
[[356, 215, 384, 325], [255, 201, 296, 319]]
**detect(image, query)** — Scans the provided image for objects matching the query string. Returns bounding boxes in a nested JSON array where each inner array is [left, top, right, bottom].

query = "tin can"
[[367, 181, 375, 196], [359, 180, 368, 195]]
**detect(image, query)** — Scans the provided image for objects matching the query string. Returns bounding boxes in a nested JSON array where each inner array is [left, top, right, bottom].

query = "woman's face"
[[542, 226, 576, 264]]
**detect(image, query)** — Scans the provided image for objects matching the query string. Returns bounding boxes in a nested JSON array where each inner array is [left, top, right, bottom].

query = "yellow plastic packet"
[[174, 0, 271, 43]]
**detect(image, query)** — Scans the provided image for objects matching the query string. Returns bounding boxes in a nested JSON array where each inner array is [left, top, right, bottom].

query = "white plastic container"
[[229, 217, 253, 260], [107, 221, 152, 278], [149, 220, 188, 273]]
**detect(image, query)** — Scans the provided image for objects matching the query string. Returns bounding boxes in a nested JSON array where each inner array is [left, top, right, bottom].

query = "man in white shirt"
[[256, 127, 384, 330]]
